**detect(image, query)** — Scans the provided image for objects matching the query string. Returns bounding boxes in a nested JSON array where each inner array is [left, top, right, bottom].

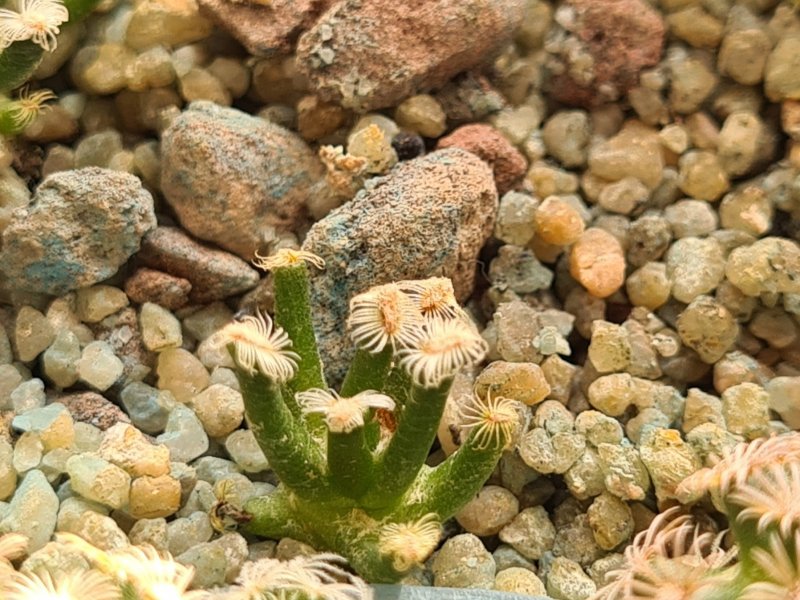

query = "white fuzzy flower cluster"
[[0, 0, 68, 52]]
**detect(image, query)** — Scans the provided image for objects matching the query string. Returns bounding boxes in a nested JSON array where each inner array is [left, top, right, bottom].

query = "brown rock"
[[303, 148, 497, 380], [160, 101, 324, 259], [436, 124, 527, 195], [137, 227, 260, 303], [91, 307, 153, 387], [296, 0, 526, 112], [549, 0, 666, 108], [198, 0, 335, 56], [58, 391, 131, 431], [124, 268, 192, 311]]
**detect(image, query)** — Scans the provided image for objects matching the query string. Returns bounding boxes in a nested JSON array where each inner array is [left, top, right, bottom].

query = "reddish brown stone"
[[137, 227, 260, 303], [58, 391, 131, 431], [125, 268, 192, 311], [549, 0, 665, 108], [198, 0, 336, 56], [436, 124, 527, 195], [296, 0, 526, 112]]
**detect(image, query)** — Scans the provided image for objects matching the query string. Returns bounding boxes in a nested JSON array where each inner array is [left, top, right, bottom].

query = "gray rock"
[[303, 148, 497, 381], [0, 168, 156, 295], [160, 102, 324, 259]]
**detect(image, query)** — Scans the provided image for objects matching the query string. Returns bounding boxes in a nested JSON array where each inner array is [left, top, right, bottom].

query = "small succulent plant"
[[210, 249, 522, 582], [0, 0, 101, 136], [593, 431, 800, 600]]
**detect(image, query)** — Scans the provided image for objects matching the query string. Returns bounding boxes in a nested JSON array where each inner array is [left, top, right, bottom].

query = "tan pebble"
[[534, 196, 585, 246], [569, 228, 625, 298]]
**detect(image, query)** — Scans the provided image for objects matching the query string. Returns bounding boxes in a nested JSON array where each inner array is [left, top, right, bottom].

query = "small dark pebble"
[[392, 131, 426, 161]]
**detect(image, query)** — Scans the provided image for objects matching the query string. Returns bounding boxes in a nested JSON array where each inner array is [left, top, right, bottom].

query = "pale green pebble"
[[677, 150, 729, 201], [210, 366, 239, 391], [213, 473, 256, 507], [719, 185, 773, 236], [489, 245, 553, 293], [275, 537, 317, 561], [588, 553, 627, 590], [664, 199, 719, 238], [197, 336, 236, 370], [74, 132, 124, 170], [14, 306, 55, 363], [12, 431, 43, 472], [492, 105, 543, 146], [685, 423, 740, 467], [725, 236, 800, 297], [598, 177, 649, 215], [224, 429, 269, 473], [56, 496, 108, 532], [493, 300, 544, 363], [19, 541, 91, 579], [12, 402, 74, 450], [588, 321, 631, 374], [394, 94, 447, 138], [156, 404, 209, 463], [40, 448, 73, 484], [0, 470, 58, 552], [179, 533, 248, 587], [77, 341, 124, 391], [494, 191, 538, 246], [626, 408, 671, 445], [498, 448, 540, 499], [42, 330, 81, 389], [191, 384, 244, 439], [72, 511, 130, 551], [534, 400, 575, 434], [677, 295, 738, 364], [564, 447, 607, 500], [587, 493, 633, 551], [432, 533, 496, 589], [157, 348, 210, 403], [527, 162, 580, 198], [666, 237, 726, 303], [72, 422, 104, 453], [170, 460, 197, 504], [10, 378, 46, 413], [194, 456, 241, 484], [0, 437, 16, 501], [176, 479, 215, 518], [119, 381, 176, 434], [587, 373, 641, 417], [493, 544, 537, 573], [495, 568, 546, 595], [133, 141, 161, 190], [597, 442, 650, 501], [766, 376, 800, 429], [638, 428, 701, 502], [553, 513, 605, 566], [45, 295, 94, 346], [721, 382, 771, 440], [682, 388, 725, 433], [541, 110, 591, 168], [168, 511, 214, 557], [65, 453, 131, 509], [139, 302, 182, 352], [70, 44, 136, 95], [546, 556, 596, 600], [126, 45, 176, 92], [129, 517, 169, 552], [0, 364, 24, 409], [519, 428, 584, 474], [784, 293, 800, 316], [498, 506, 556, 561], [659, 123, 689, 154], [456, 485, 519, 537]]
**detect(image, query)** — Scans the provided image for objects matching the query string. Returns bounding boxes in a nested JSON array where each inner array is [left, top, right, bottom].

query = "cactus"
[[0, 0, 102, 135], [210, 249, 522, 582], [592, 432, 800, 600]]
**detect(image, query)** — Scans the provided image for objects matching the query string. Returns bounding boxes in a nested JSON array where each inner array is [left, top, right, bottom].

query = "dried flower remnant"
[[0, 533, 27, 568], [297, 388, 396, 433], [348, 283, 424, 353], [459, 389, 520, 450], [397, 277, 461, 320], [378, 514, 442, 572], [209, 310, 299, 381], [0, 0, 68, 51], [398, 316, 488, 388], [730, 462, 800, 538], [236, 553, 372, 600], [253, 248, 326, 272]]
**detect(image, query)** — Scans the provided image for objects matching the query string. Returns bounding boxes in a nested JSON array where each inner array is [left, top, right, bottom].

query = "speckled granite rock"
[[303, 148, 497, 380], [57, 391, 132, 431], [0, 168, 156, 295], [160, 101, 324, 259], [296, 0, 526, 111]]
